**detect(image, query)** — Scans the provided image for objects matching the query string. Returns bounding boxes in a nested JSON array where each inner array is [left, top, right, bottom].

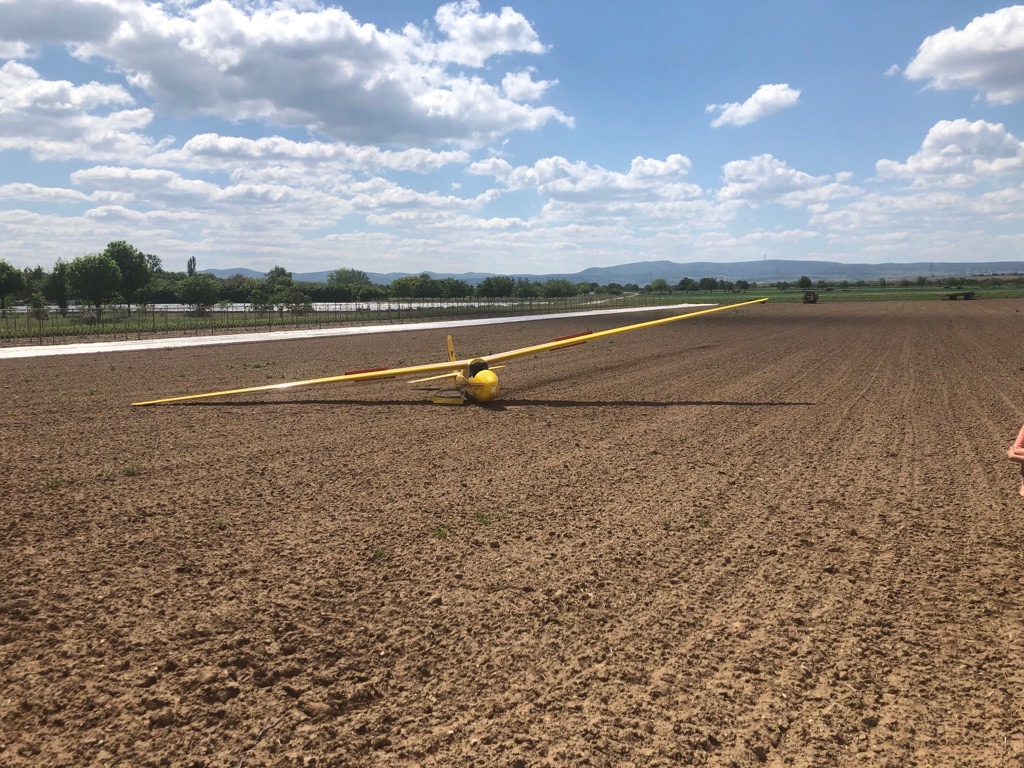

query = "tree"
[[186, 256, 197, 277], [276, 285, 314, 315], [541, 279, 577, 298], [677, 277, 697, 293], [513, 278, 540, 299], [46, 259, 71, 316], [698, 277, 719, 292], [797, 275, 813, 290], [328, 267, 372, 287], [176, 274, 220, 314], [22, 265, 46, 294], [438, 277, 473, 299], [27, 290, 48, 322], [69, 254, 121, 319], [264, 265, 293, 292], [250, 265, 311, 316], [104, 240, 150, 315], [649, 278, 671, 293], [477, 275, 515, 298], [0, 260, 26, 315]]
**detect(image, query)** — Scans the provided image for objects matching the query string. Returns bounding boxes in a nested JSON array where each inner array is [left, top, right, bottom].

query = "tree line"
[[3, 243, 1021, 319], [0, 242, 746, 319]]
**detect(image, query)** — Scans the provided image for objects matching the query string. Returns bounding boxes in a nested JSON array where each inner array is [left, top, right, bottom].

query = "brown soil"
[[3, 300, 1024, 767]]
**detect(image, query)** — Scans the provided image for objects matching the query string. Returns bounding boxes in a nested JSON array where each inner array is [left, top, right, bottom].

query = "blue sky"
[[0, 1, 1022, 276]]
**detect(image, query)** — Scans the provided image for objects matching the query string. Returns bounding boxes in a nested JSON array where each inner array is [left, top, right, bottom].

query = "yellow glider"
[[131, 298, 768, 406]]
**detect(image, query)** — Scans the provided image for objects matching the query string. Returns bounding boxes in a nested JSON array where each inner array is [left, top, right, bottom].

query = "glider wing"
[[131, 357, 482, 406], [482, 298, 768, 364], [131, 298, 767, 406]]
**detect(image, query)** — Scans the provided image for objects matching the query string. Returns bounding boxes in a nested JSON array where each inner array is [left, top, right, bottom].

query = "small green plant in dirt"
[[474, 512, 493, 526], [42, 477, 63, 491], [122, 463, 141, 477], [213, 518, 229, 531], [697, 515, 712, 528], [660, 517, 672, 531], [433, 525, 450, 540], [371, 548, 390, 562]]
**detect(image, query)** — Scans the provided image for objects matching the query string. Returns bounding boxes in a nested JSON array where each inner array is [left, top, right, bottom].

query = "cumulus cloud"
[[0, 61, 160, 161], [433, 0, 547, 66], [0, 41, 31, 59], [905, 6, 1024, 104], [0, 182, 91, 203], [161, 133, 470, 175], [876, 119, 1024, 185], [706, 83, 800, 127], [502, 70, 555, 102], [470, 153, 699, 202], [719, 154, 830, 204], [0, 0, 571, 147]]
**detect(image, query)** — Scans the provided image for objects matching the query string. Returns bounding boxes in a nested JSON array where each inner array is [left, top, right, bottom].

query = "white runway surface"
[[0, 303, 713, 360]]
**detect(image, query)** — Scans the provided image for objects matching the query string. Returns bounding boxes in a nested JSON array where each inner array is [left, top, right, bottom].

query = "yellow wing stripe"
[[131, 358, 479, 406], [482, 298, 768, 364]]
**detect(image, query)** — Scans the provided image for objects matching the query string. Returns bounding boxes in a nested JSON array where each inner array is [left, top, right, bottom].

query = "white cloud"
[[0, 182, 90, 202], [0, 61, 160, 161], [905, 6, 1024, 104], [502, 70, 555, 102], [162, 133, 469, 175], [472, 153, 700, 202], [876, 119, 1024, 185], [433, 0, 547, 66], [706, 83, 800, 127], [0, 0, 571, 147], [808, 185, 1024, 242], [0, 41, 31, 58], [718, 154, 828, 203]]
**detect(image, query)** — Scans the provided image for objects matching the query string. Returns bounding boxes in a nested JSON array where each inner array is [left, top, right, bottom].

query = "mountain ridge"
[[200, 259, 1024, 286]]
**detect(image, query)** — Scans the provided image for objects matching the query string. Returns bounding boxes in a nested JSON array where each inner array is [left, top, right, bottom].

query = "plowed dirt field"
[[3, 299, 1024, 767]]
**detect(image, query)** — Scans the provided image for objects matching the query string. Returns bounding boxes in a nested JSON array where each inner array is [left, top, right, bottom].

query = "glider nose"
[[467, 369, 499, 402]]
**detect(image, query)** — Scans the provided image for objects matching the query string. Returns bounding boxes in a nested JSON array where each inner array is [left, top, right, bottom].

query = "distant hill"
[[201, 259, 1024, 286]]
